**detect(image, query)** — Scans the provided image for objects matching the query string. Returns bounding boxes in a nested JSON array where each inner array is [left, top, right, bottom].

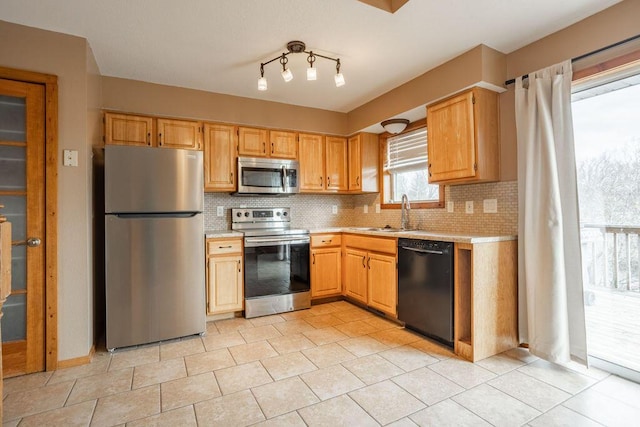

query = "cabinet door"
[[105, 113, 154, 147], [348, 135, 362, 191], [157, 118, 202, 150], [344, 248, 368, 304], [311, 248, 342, 298], [325, 136, 348, 191], [426, 91, 476, 182], [207, 255, 243, 314], [238, 127, 268, 157], [299, 133, 325, 192], [203, 123, 236, 192], [269, 130, 298, 159], [368, 252, 397, 316]]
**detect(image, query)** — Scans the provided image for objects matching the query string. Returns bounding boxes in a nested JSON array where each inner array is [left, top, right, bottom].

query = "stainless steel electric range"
[[232, 208, 310, 318]]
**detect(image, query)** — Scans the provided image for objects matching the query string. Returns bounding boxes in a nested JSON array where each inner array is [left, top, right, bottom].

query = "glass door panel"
[[0, 78, 46, 376], [573, 65, 640, 378]]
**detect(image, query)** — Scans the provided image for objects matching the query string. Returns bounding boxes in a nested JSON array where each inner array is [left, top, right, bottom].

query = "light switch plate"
[[332, 205, 338, 214], [363, 205, 368, 214], [465, 201, 474, 214], [447, 201, 454, 213], [216, 206, 224, 217], [63, 149, 78, 167], [483, 199, 498, 213], [375, 204, 381, 213]]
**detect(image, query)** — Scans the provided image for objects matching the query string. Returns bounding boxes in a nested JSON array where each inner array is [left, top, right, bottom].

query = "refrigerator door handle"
[[114, 212, 200, 219]]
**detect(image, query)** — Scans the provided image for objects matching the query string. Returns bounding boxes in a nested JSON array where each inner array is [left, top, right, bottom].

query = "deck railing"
[[581, 224, 640, 292]]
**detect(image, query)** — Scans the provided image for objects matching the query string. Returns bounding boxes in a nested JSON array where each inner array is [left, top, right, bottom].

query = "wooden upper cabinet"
[[325, 136, 348, 191], [299, 133, 325, 192], [269, 130, 298, 159], [348, 133, 379, 193], [104, 113, 154, 147], [204, 123, 237, 192], [157, 118, 202, 150], [238, 126, 268, 157], [426, 87, 499, 184]]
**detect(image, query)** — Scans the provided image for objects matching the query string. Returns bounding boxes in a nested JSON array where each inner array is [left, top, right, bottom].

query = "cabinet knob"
[[158, 133, 162, 146], [238, 260, 241, 272], [263, 142, 266, 154], [271, 142, 274, 154], [27, 237, 41, 247], [367, 257, 371, 269], [230, 172, 233, 183], [356, 176, 360, 186], [312, 253, 316, 265], [362, 256, 366, 268], [147, 132, 151, 145]]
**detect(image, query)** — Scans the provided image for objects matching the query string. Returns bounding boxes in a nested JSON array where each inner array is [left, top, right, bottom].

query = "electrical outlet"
[[332, 205, 338, 214], [363, 205, 368, 214], [483, 199, 498, 213], [216, 206, 224, 217], [465, 201, 474, 214], [63, 149, 78, 167], [375, 204, 381, 213], [447, 201, 454, 213]]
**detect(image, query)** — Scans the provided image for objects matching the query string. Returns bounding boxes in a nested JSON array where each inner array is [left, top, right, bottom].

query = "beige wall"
[[347, 45, 506, 134], [497, 0, 640, 182], [102, 77, 348, 136], [1, 0, 639, 364], [0, 20, 95, 361]]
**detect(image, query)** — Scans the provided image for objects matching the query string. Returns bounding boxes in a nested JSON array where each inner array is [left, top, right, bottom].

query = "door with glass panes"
[[0, 78, 46, 377]]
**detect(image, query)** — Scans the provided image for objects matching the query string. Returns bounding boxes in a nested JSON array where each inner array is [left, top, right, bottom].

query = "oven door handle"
[[244, 236, 310, 247]]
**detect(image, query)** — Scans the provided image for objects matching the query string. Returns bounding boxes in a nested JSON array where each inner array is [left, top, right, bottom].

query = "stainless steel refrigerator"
[[104, 145, 205, 350]]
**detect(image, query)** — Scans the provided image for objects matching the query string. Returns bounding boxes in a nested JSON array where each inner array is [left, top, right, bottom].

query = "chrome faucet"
[[401, 194, 411, 230]]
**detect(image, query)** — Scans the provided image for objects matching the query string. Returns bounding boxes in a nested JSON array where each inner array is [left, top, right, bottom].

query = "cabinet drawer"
[[311, 233, 341, 248], [343, 234, 396, 254], [207, 238, 242, 255]]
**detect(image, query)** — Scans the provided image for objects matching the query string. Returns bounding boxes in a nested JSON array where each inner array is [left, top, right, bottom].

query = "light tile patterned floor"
[[3, 301, 640, 426]]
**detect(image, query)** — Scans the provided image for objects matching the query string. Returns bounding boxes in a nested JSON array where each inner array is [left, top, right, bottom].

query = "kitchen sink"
[[348, 227, 409, 232]]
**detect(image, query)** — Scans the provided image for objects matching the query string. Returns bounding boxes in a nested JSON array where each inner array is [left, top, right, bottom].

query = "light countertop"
[[205, 227, 516, 244], [310, 227, 516, 244]]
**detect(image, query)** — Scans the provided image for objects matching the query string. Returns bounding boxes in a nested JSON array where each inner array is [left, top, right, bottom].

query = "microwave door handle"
[[281, 165, 286, 192]]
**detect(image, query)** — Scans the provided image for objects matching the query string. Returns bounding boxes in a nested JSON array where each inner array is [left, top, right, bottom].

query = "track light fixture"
[[258, 41, 344, 91]]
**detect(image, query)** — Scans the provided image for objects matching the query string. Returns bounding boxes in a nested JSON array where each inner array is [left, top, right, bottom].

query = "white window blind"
[[384, 127, 428, 174]]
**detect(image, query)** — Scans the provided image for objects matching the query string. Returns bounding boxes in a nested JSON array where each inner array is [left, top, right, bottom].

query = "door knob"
[[27, 237, 41, 247]]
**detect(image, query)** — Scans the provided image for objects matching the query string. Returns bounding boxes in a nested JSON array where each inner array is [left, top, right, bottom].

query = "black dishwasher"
[[397, 239, 454, 347]]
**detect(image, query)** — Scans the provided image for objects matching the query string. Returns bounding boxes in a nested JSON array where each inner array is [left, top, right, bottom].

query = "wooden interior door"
[[0, 78, 46, 377]]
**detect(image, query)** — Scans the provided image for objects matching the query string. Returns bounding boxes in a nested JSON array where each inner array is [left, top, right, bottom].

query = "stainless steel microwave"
[[235, 157, 299, 195]]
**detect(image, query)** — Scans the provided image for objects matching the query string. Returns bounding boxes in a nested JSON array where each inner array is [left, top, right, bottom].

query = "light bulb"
[[307, 67, 317, 81], [334, 72, 345, 87], [281, 68, 293, 82], [258, 76, 268, 91]]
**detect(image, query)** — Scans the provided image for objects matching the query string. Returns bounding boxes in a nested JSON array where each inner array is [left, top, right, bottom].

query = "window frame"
[[379, 119, 444, 210]]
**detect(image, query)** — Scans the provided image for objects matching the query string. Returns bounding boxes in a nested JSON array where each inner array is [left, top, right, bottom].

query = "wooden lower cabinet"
[[343, 248, 368, 304], [367, 252, 397, 314], [343, 234, 397, 316], [454, 240, 518, 362], [310, 233, 342, 298], [206, 238, 243, 315]]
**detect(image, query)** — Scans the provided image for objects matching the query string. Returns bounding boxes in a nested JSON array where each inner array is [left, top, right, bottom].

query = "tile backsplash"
[[204, 180, 517, 236]]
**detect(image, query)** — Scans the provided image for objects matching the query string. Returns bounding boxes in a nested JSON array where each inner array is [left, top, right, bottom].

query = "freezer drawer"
[[105, 145, 203, 213], [105, 214, 205, 349]]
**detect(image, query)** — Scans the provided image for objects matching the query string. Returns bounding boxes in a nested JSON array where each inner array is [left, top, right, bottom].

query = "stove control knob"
[[282, 211, 288, 217], [244, 212, 250, 217], [276, 212, 281, 216], [236, 212, 242, 218]]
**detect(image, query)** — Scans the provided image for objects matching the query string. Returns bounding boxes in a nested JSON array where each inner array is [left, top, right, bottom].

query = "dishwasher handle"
[[400, 246, 445, 255]]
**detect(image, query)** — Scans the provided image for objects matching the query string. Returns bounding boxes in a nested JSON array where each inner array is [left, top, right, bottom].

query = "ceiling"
[[1, 0, 622, 115]]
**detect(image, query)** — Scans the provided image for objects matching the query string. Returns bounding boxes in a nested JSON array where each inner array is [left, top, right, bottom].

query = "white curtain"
[[515, 60, 588, 365]]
